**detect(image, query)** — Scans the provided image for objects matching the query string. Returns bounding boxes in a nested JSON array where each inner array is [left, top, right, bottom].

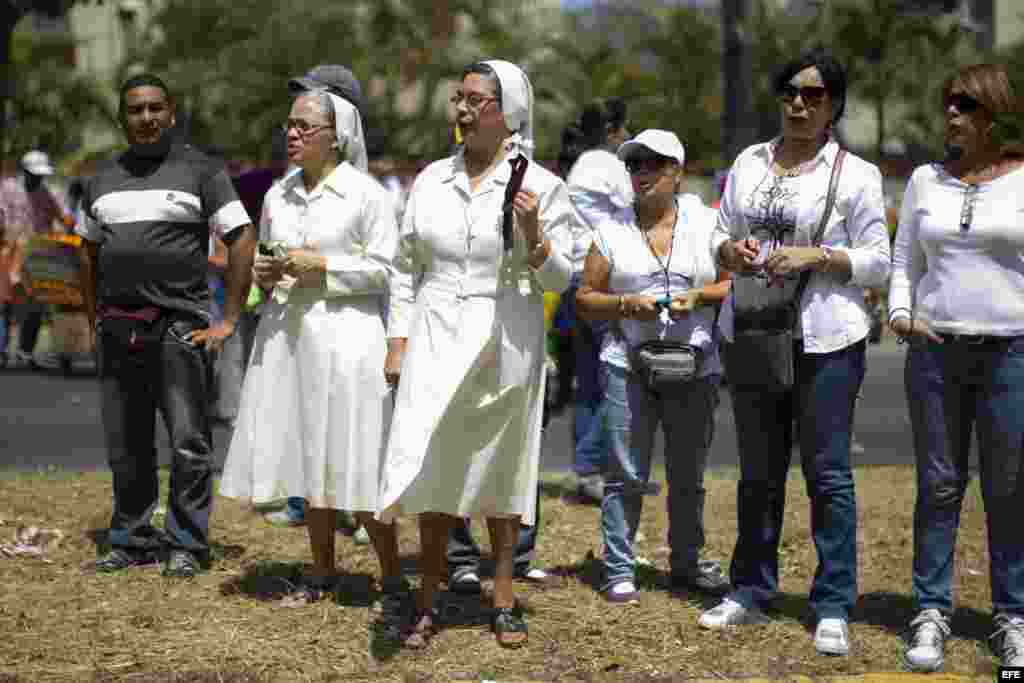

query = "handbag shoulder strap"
[[811, 147, 846, 247], [794, 147, 846, 303]]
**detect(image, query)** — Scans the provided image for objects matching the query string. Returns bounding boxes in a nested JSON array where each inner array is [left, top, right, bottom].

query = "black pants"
[[446, 490, 540, 580], [99, 315, 214, 555]]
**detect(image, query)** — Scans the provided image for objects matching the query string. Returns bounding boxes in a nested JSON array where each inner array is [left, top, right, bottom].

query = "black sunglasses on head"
[[778, 83, 828, 105], [946, 93, 983, 114]]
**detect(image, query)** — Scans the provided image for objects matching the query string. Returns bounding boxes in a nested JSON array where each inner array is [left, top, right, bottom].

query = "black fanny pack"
[[631, 339, 703, 391]]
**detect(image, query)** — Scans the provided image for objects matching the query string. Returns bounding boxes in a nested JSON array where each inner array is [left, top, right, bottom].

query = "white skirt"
[[219, 294, 392, 512]]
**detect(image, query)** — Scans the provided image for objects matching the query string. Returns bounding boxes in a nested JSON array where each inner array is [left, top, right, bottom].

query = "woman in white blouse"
[[576, 129, 730, 604], [703, 49, 891, 657], [378, 60, 577, 648], [219, 89, 402, 601], [890, 63, 1024, 672]]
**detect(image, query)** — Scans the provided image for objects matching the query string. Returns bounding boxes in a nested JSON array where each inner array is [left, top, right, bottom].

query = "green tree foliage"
[[4, 16, 115, 161]]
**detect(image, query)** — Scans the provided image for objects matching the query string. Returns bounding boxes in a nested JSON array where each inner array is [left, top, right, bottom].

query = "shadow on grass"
[[857, 590, 994, 642], [220, 560, 386, 608]]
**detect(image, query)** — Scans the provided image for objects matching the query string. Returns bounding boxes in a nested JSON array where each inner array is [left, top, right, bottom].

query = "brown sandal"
[[492, 606, 528, 648], [400, 608, 439, 649]]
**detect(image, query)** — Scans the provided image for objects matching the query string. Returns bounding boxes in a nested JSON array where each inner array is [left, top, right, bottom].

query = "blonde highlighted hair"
[[943, 63, 1024, 158]]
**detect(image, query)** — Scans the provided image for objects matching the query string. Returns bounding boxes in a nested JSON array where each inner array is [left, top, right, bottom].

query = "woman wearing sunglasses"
[[378, 60, 577, 648], [576, 129, 731, 604], [890, 63, 1024, 672], [703, 49, 890, 656]]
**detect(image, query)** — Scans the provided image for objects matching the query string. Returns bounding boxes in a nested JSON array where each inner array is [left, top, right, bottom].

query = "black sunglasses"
[[778, 83, 828, 105], [625, 155, 672, 175], [946, 93, 983, 114]]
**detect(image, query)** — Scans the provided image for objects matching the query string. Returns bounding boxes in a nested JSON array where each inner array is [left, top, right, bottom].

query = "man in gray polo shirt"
[[78, 73, 256, 578]]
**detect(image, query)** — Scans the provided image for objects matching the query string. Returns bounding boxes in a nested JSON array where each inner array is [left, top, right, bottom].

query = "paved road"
[[0, 339, 914, 473]]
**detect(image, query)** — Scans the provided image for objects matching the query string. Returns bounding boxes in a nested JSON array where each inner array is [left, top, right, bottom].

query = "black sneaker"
[[89, 548, 158, 573], [162, 549, 201, 578], [671, 559, 731, 596]]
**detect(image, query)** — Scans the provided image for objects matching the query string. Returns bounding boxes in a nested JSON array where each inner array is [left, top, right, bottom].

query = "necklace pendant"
[[659, 306, 671, 327]]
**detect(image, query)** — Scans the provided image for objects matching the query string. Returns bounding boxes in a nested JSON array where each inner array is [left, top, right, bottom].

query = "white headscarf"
[[326, 92, 368, 172], [482, 59, 535, 159]]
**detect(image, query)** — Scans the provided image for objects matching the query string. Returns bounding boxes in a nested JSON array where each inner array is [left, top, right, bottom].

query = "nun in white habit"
[[379, 60, 579, 648], [219, 88, 402, 600]]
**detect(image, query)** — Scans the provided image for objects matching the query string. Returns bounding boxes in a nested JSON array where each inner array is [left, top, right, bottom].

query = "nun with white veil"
[[219, 88, 402, 601], [378, 60, 579, 648]]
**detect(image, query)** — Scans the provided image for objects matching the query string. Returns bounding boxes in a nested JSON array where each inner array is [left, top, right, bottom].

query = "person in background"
[[702, 49, 890, 657], [890, 62, 1024, 672], [0, 150, 72, 369], [561, 97, 632, 503], [78, 73, 256, 578], [219, 85, 402, 601], [379, 59, 578, 648], [576, 129, 731, 604]]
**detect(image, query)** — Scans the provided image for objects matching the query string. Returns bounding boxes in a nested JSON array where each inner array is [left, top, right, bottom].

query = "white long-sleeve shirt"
[[889, 163, 1024, 336], [711, 138, 891, 353]]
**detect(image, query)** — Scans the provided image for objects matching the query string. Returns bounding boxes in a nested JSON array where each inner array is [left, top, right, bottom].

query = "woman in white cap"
[[576, 129, 731, 604], [218, 88, 402, 601], [379, 59, 578, 648]]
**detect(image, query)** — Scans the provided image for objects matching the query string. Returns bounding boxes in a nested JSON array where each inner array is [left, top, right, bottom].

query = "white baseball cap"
[[617, 129, 686, 167], [20, 150, 55, 176]]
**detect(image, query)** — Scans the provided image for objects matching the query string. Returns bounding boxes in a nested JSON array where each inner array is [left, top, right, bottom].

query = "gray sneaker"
[[264, 509, 304, 527], [991, 613, 1024, 666], [904, 609, 949, 672], [672, 559, 730, 596], [577, 474, 603, 503]]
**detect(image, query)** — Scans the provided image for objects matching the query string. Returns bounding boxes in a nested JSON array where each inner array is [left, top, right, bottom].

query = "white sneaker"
[[904, 609, 949, 672], [814, 618, 850, 656], [992, 613, 1024, 666], [698, 598, 763, 629]]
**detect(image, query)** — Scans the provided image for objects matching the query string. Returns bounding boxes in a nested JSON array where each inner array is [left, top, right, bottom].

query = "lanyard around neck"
[[640, 201, 678, 301]]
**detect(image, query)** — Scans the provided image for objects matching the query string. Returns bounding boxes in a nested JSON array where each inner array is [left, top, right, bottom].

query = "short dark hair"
[[461, 62, 502, 106], [557, 97, 629, 177], [773, 48, 847, 125], [119, 73, 173, 113]]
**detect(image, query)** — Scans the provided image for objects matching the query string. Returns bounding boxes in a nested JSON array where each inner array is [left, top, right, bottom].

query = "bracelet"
[[618, 294, 628, 318]]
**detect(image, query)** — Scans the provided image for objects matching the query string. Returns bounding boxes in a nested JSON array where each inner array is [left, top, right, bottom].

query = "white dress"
[[378, 150, 579, 525], [219, 164, 398, 512]]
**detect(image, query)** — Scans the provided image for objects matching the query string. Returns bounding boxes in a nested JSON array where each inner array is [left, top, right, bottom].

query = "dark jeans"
[[447, 491, 540, 579], [17, 301, 45, 353], [906, 338, 1024, 617], [727, 339, 865, 621], [99, 314, 215, 556]]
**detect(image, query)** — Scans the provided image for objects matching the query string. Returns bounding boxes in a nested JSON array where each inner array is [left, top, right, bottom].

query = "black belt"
[[937, 332, 1017, 345]]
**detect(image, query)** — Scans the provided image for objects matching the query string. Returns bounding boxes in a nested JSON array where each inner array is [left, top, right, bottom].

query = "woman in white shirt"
[[378, 60, 577, 648], [219, 89, 402, 601], [890, 63, 1024, 672], [703, 49, 890, 656], [576, 130, 730, 604]]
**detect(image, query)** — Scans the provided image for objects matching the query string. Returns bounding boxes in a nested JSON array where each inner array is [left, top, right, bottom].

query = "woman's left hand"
[[763, 247, 822, 278], [513, 189, 542, 247], [284, 248, 327, 286]]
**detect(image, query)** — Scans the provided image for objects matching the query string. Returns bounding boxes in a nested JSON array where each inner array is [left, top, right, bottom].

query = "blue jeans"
[[727, 340, 865, 621], [906, 337, 1024, 617], [573, 314, 608, 477], [600, 363, 719, 590]]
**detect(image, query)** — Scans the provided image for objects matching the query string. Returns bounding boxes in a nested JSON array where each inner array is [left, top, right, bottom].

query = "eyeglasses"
[[281, 119, 332, 137], [625, 156, 672, 175], [450, 91, 498, 111], [945, 93, 983, 114], [959, 184, 979, 233], [778, 83, 828, 106]]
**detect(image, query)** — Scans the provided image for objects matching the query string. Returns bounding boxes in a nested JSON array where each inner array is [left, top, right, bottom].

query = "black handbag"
[[631, 339, 703, 391], [723, 149, 846, 391]]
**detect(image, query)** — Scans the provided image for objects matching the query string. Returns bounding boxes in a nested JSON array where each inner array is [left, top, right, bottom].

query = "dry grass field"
[[0, 465, 1002, 682]]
